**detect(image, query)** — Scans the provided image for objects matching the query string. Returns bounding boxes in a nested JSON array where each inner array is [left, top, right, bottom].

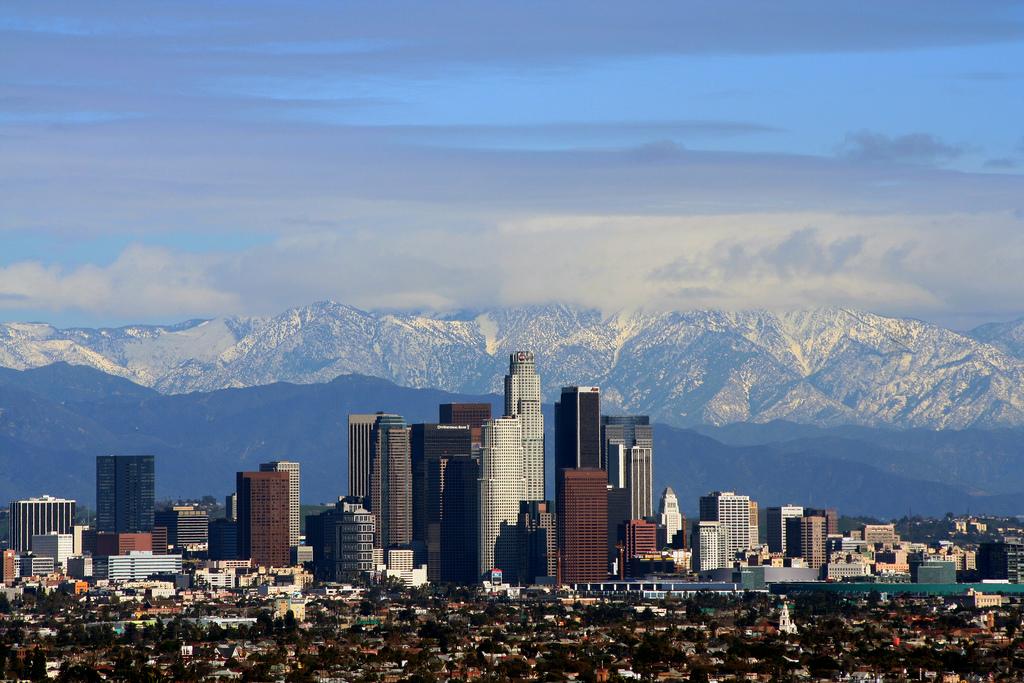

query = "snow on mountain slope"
[[969, 318, 1024, 360], [4, 302, 1024, 428]]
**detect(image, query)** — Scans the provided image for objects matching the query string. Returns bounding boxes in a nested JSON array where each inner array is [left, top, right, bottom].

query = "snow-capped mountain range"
[[4, 301, 1024, 429]]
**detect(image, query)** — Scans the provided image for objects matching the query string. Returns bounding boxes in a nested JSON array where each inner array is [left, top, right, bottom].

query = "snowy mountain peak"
[[3, 302, 1024, 429]]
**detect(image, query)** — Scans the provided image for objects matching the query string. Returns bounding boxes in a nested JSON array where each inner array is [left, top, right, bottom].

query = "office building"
[[504, 352, 545, 501], [208, 518, 239, 561], [659, 487, 684, 546], [86, 531, 153, 556], [307, 497, 375, 582], [224, 493, 238, 522], [96, 455, 155, 533], [439, 403, 492, 450], [8, 496, 76, 552], [383, 547, 428, 587], [259, 461, 301, 547], [66, 555, 93, 580], [766, 505, 804, 554], [347, 413, 380, 500], [94, 551, 182, 582], [911, 558, 957, 584], [18, 555, 54, 578], [806, 507, 839, 536], [369, 414, 413, 549], [862, 523, 898, 545], [410, 423, 472, 578], [236, 471, 291, 567], [555, 386, 602, 473], [336, 499, 375, 580], [440, 456, 480, 584], [699, 491, 753, 563], [72, 524, 88, 556], [786, 515, 826, 569], [622, 519, 658, 559], [479, 416, 524, 577], [518, 500, 557, 584], [978, 538, 1024, 583], [154, 506, 209, 549], [749, 501, 759, 548], [31, 533, 73, 569], [607, 487, 632, 560], [601, 415, 653, 519], [151, 526, 168, 555], [691, 521, 726, 572], [556, 468, 608, 583], [2, 549, 16, 586]]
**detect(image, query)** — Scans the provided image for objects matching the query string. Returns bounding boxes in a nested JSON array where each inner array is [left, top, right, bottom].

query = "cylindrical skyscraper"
[[504, 351, 545, 501]]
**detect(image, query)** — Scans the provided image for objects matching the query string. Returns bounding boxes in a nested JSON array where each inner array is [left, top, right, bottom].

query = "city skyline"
[[3, 4, 1024, 677]]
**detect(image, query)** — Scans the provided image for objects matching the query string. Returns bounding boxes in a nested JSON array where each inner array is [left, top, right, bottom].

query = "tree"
[[30, 650, 46, 681]]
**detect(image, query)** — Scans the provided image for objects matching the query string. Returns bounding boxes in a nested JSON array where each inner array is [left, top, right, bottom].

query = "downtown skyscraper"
[[236, 470, 290, 568], [478, 416, 524, 577], [96, 455, 155, 534], [369, 414, 413, 550], [554, 385, 607, 583], [602, 414, 653, 520], [504, 352, 545, 501], [554, 386, 601, 472], [411, 422, 472, 580], [699, 491, 754, 567], [8, 496, 76, 553], [259, 460, 301, 548]]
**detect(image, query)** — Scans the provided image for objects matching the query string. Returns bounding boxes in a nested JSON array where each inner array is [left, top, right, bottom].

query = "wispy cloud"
[[837, 131, 965, 166]]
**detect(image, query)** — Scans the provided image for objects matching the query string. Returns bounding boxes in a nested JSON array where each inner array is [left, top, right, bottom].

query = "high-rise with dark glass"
[[554, 386, 605, 584], [347, 414, 380, 500], [439, 403, 492, 450], [554, 386, 601, 472], [96, 455, 155, 533], [440, 455, 480, 584], [411, 422, 472, 579], [518, 500, 557, 584]]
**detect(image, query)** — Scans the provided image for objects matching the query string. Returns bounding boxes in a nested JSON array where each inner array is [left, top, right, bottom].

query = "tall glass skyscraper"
[[554, 386, 601, 472], [369, 414, 412, 550], [96, 455, 155, 533], [504, 351, 545, 501]]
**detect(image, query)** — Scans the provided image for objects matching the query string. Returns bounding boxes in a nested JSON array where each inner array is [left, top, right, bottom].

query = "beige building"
[[863, 524, 899, 545]]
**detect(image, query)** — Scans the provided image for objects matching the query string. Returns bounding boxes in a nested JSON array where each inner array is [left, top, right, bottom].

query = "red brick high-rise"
[[2, 549, 15, 586], [622, 519, 658, 559], [236, 471, 291, 568], [556, 468, 608, 583]]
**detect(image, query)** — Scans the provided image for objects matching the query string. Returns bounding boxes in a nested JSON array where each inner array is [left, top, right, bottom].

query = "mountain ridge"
[[4, 301, 1024, 429]]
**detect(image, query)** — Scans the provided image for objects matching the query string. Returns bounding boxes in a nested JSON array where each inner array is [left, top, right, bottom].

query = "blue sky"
[[1, 2, 1023, 329]]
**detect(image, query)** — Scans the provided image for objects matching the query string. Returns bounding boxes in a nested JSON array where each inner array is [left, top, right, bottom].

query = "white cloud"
[[3, 211, 1023, 328], [0, 245, 239, 319]]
